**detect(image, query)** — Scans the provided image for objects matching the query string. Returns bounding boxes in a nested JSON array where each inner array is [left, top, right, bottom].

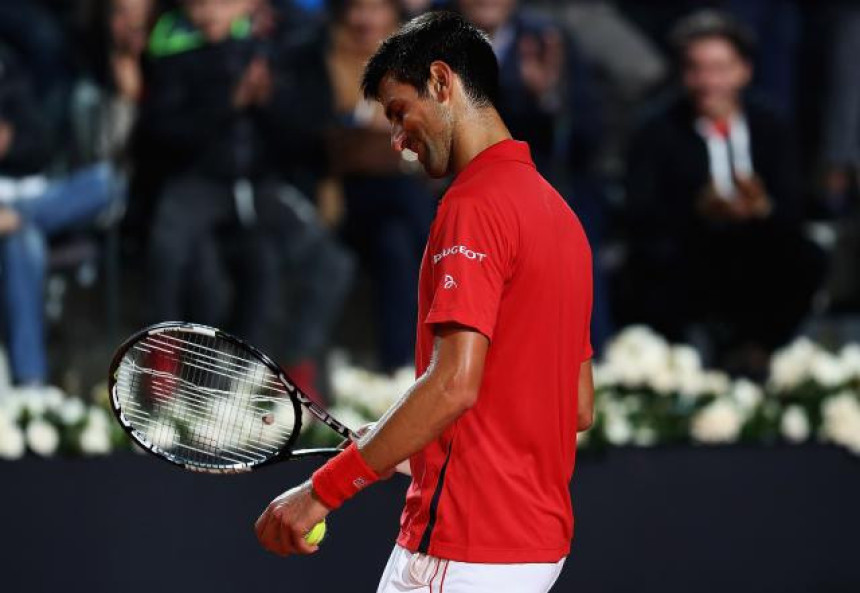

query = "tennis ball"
[[304, 520, 326, 545]]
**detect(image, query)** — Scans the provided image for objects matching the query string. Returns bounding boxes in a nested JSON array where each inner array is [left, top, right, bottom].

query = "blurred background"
[[1, 1, 860, 591]]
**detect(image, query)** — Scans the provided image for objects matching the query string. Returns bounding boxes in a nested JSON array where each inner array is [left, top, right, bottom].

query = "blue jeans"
[[0, 163, 119, 384]]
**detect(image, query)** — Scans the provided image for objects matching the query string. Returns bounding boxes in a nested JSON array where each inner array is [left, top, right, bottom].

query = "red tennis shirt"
[[396, 139, 593, 563]]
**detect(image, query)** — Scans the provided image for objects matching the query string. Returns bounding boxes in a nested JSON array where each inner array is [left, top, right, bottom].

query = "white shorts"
[[375, 545, 566, 593]]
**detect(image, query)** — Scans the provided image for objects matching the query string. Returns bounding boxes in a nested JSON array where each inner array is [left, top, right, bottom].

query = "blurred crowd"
[[1, 0, 860, 397]]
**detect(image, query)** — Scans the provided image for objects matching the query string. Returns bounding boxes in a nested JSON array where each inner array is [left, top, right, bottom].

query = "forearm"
[[357, 364, 473, 475]]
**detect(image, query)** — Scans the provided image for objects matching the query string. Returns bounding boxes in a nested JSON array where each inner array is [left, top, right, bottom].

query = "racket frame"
[[108, 321, 355, 474]]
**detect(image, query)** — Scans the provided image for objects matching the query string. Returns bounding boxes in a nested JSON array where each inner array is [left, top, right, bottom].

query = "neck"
[[702, 101, 741, 123], [450, 108, 512, 175]]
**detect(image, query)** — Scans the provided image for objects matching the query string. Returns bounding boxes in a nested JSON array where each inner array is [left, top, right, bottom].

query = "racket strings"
[[114, 330, 298, 469]]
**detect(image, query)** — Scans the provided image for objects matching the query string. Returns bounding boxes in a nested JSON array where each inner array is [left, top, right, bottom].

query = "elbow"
[[578, 410, 594, 432], [438, 380, 479, 417]]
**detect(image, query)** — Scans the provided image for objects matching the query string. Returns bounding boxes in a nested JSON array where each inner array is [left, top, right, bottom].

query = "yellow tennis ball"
[[304, 520, 326, 545]]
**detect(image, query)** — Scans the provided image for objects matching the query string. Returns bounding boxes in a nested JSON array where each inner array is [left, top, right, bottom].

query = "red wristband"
[[311, 443, 379, 510]]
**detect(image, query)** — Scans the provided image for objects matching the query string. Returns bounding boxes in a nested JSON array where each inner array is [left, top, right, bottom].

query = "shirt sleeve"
[[424, 197, 514, 341], [582, 323, 593, 361]]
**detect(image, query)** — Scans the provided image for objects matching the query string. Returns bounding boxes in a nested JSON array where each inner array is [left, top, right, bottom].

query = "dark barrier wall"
[[2, 446, 858, 593]]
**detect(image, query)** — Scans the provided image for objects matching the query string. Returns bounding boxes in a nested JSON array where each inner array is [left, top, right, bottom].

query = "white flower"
[[780, 406, 810, 443], [769, 337, 820, 391], [0, 405, 13, 428], [821, 393, 860, 454], [691, 398, 743, 444], [25, 419, 60, 456], [79, 424, 112, 455], [671, 345, 702, 376], [702, 371, 731, 396], [0, 393, 25, 420], [649, 367, 677, 395], [604, 325, 672, 387], [0, 421, 25, 459], [731, 379, 763, 416], [592, 363, 619, 389], [603, 412, 633, 446], [40, 386, 66, 412], [839, 344, 860, 380], [392, 366, 416, 396], [86, 407, 111, 430], [325, 405, 370, 432], [809, 351, 850, 389], [676, 370, 708, 399], [633, 426, 658, 447], [58, 398, 86, 425]]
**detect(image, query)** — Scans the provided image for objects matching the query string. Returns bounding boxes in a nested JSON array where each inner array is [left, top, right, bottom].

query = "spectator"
[[821, 5, 860, 217], [0, 44, 119, 388], [818, 3, 860, 311], [623, 10, 824, 374], [455, 0, 612, 351], [281, 0, 436, 372], [456, 0, 601, 185], [72, 0, 155, 167], [139, 0, 352, 394], [0, 0, 73, 140]]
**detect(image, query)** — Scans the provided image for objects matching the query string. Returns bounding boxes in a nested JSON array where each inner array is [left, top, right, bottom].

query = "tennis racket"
[[108, 321, 356, 474]]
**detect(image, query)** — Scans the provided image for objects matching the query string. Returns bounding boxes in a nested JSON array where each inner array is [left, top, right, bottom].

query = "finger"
[[254, 509, 268, 540], [261, 513, 293, 556], [289, 524, 320, 555]]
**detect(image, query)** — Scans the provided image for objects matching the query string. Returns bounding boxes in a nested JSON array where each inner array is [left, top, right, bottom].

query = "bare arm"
[[356, 325, 489, 475], [578, 359, 594, 431]]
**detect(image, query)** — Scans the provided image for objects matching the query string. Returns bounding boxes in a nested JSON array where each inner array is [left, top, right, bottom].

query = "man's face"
[[682, 36, 752, 119], [184, 0, 252, 43], [110, 0, 154, 55], [342, 0, 399, 52], [457, 0, 517, 35], [378, 75, 453, 179]]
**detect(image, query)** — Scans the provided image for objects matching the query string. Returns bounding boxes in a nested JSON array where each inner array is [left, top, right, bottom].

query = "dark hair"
[[670, 10, 756, 62], [361, 10, 499, 107]]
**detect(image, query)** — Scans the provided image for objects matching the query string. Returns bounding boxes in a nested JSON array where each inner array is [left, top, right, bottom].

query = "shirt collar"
[[451, 139, 535, 187]]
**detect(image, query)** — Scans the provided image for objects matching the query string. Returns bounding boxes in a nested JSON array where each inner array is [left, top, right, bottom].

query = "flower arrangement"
[[1, 327, 859, 460], [317, 327, 860, 457], [0, 386, 130, 460]]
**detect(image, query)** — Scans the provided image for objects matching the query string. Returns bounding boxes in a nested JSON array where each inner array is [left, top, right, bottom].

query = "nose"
[[391, 125, 406, 153]]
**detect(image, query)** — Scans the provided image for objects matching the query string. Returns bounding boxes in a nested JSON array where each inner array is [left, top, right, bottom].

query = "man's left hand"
[[254, 481, 330, 556]]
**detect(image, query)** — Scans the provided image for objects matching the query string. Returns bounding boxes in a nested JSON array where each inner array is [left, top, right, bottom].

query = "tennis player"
[[255, 11, 594, 592]]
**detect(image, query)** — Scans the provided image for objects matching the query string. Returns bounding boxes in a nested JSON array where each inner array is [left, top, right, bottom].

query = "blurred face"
[[184, 0, 252, 42], [457, 0, 516, 35], [341, 0, 400, 51], [379, 75, 453, 178], [110, 0, 154, 55], [682, 36, 752, 119]]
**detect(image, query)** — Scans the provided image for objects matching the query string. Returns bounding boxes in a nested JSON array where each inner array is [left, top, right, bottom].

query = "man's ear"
[[428, 60, 454, 104]]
